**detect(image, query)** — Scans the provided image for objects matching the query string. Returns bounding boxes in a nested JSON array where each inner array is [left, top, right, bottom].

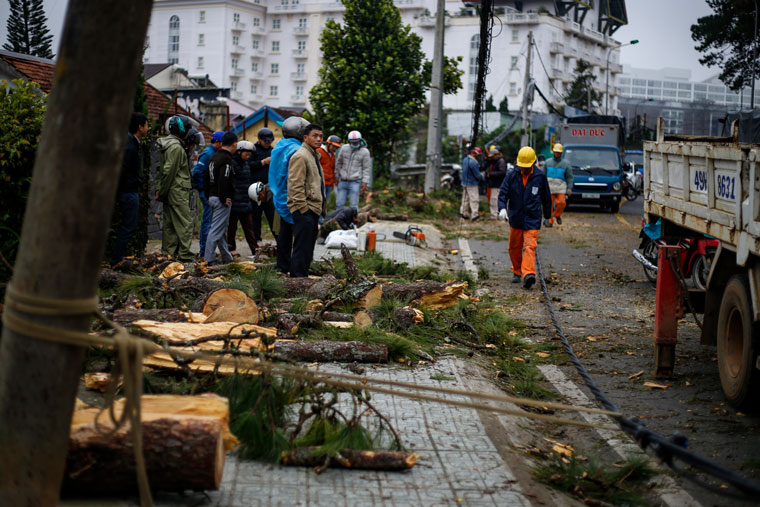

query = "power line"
[[531, 39, 562, 100]]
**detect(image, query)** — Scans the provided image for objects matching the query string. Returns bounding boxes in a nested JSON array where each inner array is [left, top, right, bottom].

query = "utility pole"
[[424, 0, 445, 194], [520, 31, 533, 146], [0, 1, 153, 503], [753, 0, 759, 109]]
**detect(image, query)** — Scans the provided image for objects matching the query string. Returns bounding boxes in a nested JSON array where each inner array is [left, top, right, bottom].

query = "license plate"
[[582, 193, 601, 199]]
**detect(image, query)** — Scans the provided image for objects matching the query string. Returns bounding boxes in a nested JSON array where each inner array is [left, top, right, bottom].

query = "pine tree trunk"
[[281, 448, 417, 471], [0, 2, 154, 503]]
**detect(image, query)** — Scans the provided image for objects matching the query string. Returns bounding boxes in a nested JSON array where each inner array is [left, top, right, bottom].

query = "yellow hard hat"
[[516, 146, 537, 168], [553, 143, 563, 153]]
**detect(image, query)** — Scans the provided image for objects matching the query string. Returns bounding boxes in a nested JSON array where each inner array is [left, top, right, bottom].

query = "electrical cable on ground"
[[534, 249, 760, 499]]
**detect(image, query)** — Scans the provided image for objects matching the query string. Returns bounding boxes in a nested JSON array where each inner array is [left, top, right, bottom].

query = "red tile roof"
[[1, 50, 213, 141]]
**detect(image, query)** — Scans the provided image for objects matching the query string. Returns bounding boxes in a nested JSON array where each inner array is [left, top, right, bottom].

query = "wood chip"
[[535, 352, 550, 358], [628, 370, 644, 380], [643, 382, 669, 390]]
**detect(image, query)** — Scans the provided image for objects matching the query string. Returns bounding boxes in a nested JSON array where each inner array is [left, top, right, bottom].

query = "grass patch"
[[316, 250, 452, 282], [534, 454, 657, 506]]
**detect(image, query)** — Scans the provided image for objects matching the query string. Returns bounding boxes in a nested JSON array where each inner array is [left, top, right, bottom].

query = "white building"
[[143, 0, 628, 113]]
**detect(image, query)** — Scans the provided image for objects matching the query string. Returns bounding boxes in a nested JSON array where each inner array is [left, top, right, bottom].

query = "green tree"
[[691, 0, 758, 91], [0, 79, 46, 281], [563, 59, 601, 112], [310, 0, 428, 178], [422, 55, 464, 95], [3, 0, 54, 59], [498, 96, 509, 113], [485, 95, 496, 112]]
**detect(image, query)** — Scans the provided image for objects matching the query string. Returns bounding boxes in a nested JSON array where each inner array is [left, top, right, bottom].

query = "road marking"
[[537, 365, 702, 507], [457, 238, 478, 281], [615, 212, 638, 231]]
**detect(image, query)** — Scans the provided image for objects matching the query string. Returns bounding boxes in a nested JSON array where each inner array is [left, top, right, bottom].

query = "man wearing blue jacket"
[[497, 146, 552, 289], [269, 116, 310, 274], [192, 130, 224, 257], [460, 147, 484, 221]]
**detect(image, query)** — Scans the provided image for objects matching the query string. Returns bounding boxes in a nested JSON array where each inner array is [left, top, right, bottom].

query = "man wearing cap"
[[460, 147, 484, 221], [318, 135, 341, 202], [544, 143, 574, 227], [335, 130, 371, 210], [484, 144, 507, 219], [249, 127, 277, 246], [193, 130, 225, 257], [497, 146, 551, 289]]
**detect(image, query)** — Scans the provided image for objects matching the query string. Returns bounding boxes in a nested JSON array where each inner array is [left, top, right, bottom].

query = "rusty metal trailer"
[[644, 118, 760, 407]]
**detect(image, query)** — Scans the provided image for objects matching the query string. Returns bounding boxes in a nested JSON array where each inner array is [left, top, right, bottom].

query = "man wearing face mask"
[[335, 129, 371, 210], [497, 146, 552, 289]]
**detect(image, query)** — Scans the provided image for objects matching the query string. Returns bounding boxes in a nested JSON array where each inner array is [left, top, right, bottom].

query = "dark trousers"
[[110, 192, 139, 266], [252, 200, 276, 244], [276, 218, 294, 274], [227, 210, 257, 254], [290, 210, 319, 278]]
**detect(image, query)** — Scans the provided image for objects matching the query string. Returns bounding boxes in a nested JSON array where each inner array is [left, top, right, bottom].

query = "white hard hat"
[[248, 182, 264, 204], [237, 140, 254, 152], [348, 130, 362, 142]]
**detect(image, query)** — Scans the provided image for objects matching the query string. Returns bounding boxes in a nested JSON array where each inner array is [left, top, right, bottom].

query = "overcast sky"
[[0, 0, 719, 82]]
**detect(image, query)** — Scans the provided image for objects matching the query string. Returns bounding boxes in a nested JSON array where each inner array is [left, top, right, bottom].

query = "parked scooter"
[[623, 162, 642, 201], [633, 219, 719, 289], [440, 165, 462, 191]]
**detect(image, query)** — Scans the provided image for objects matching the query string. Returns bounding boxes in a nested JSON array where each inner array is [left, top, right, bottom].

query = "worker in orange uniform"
[[544, 143, 573, 227], [497, 146, 552, 289], [318, 134, 341, 203]]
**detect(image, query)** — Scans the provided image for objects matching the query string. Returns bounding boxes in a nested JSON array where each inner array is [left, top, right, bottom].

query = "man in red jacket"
[[317, 134, 341, 202]]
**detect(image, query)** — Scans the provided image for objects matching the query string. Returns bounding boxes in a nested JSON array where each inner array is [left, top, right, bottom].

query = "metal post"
[[520, 31, 532, 146], [424, 0, 446, 194], [653, 245, 683, 377], [753, 0, 758, 109], [605, 47, 611, 115]]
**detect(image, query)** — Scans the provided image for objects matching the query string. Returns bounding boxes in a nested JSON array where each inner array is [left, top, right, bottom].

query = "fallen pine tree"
[[280, 448, 417, 472]]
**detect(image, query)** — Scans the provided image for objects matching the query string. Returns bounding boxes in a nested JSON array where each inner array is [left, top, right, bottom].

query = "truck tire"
[[717, 274, 760, 408]]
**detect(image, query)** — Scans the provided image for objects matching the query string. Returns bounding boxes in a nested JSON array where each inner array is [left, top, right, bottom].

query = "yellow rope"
[[1, 284, 628, 504]]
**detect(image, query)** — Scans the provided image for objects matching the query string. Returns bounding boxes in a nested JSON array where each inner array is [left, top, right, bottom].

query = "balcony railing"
[[293, 26, 308, 34], [292, 49, 307, 57], [549, 42, 563, 53], [250, 72, 263, 79], [251, 26, 265, 34], [291, 94, 306, 103], [272, 4, 305, 12], [232, 67, 245, 75], [231, 21, 246, 31], [230, 45, 247, 54], [290, 72, 307, 80], [250, 49, 265, 57]]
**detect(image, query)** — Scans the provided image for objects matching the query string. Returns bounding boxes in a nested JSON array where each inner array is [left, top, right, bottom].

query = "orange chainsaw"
[[393, 226, 427, 247]]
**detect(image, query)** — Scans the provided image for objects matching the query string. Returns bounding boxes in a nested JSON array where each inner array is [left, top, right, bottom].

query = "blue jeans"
[[204, 196, 233, 264], [111, 192, 139, 266], [336, 180, 361, 210], [198, 193, 212, 256], [325, 185, 334, 202]]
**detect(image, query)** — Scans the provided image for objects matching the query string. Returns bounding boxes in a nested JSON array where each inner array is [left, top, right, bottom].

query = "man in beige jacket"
[[287, 123, 326, 277]]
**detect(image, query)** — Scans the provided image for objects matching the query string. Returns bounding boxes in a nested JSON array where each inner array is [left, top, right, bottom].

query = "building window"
[[297, 63, 305, 73], [470, 34, 479, 51], [252, 62, 258, 72], [251, 84, 257, 94], [299, 18, 307, 28], [509, 82, 517, 95], [199, 10, 205, 23], [272, 40, 280, 52], [273, 18, 281, 30], [270, 85, 278, 96], [282, 0, 288, 4], [232, 34, 239, 46], [168, 15, 180, 64], [297, 40, 306, 50], [510, 56, 518, 69], [198, 33, 204, 46], [253, 17, 260, 27], [198, 56, 204, 68], [511, 29, 518, 42], [232, 57, 238, 69], [231, 81, 237, 91], [233, 13, 240, 23], [271, 63, 279, 74], [252, 39, 259, 49], [296, 85, 304, 96]]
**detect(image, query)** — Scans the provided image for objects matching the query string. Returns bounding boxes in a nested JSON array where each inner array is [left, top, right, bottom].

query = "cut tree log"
[[376, 213, 409, 221], [354, 307, 424, 330], [64, 394, 236, 493], [158, 261, 187, 279], [202, 288, 259, 324], [381, 281, 468, 309], [273, 340, 388, 363], [112, 308, 189, 326], [99, 268, 128, 290], [284, 275, 339, 300], [281, 448, 417, 471]]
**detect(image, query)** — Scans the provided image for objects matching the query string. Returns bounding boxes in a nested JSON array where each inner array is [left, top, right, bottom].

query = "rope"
[[534, 249, 760, 499]]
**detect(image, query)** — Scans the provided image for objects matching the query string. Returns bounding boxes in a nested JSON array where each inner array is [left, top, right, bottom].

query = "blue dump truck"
[[559, 117, 625, 213]]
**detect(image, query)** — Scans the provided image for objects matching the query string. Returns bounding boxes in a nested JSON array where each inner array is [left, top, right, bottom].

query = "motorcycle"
[[440, 166, 462, 191], [623, 162, 643, 202], [633, 219, 719, 289]]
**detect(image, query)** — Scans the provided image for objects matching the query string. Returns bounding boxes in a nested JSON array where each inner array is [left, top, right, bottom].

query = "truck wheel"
[[717, 274, 760, 408], [609, 201, 620, 213]]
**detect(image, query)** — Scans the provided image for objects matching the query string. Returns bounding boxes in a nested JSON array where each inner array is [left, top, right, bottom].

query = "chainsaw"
[[393, 226, 427, 247]]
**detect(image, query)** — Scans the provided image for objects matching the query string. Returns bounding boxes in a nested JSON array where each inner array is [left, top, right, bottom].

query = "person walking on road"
[[248, 128, 277, 247], [460, 147, 484, 221], [227, 140, 257, 257], [192, 130, 224, 258], [204, 132, 238, 265], [287, 123, 326, 278], [497, 146, 551, 289], [157, 114, 196, 260], [544, 143, 574, 227], [335, 130, 370, 210], [270, 116, 310, 274], [484, 145, 507, 219], [111, 112, 148, 267], [317, 134, 341, 203]]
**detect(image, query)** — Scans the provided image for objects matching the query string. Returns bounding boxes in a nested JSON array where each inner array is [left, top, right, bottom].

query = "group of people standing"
[[459, 142, 574, 289]]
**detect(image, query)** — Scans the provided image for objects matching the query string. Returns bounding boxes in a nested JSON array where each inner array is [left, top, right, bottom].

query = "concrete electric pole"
[[424, 0, 445, 194], [520, 31, 533, 146]]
